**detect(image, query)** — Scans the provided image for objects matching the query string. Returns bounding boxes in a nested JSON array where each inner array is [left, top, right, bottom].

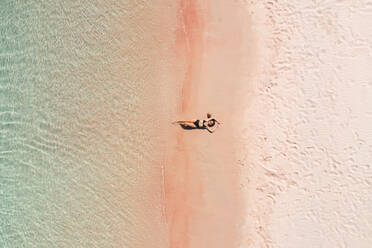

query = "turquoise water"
[[0, 1, 167, 247]]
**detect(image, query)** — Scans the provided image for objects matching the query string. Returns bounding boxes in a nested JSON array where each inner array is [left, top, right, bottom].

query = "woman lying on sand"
[[173, 113, 221, 133]]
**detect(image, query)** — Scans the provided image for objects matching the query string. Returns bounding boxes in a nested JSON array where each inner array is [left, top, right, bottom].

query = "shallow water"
[[0, 1, 171, 247]]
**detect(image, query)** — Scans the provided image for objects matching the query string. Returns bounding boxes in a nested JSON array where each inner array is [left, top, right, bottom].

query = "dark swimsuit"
[[194, 119, 215, 129], [194, 120, 202, 128]]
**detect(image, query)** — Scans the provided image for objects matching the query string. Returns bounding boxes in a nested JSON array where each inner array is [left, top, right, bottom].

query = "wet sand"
[[160, 1, 258, 247]]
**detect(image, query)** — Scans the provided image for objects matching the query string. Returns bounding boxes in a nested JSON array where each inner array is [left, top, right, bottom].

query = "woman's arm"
[[205, 125, 218, 133]]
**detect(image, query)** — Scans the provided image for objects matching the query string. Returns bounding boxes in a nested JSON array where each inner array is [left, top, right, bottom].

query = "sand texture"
[[240, 0, 372, 247]]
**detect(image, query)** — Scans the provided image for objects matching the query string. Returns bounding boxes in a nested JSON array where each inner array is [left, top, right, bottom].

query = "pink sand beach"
[[151, 1, 258, 247], [142, 0, 372, 247]]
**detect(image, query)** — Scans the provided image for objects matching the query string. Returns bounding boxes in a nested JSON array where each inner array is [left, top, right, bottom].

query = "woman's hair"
[[207, 113, 212, 118], [208, 119, 215, 127]]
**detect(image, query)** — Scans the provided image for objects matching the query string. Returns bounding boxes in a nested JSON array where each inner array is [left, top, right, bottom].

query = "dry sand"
[[239, 0, 372, 247]]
